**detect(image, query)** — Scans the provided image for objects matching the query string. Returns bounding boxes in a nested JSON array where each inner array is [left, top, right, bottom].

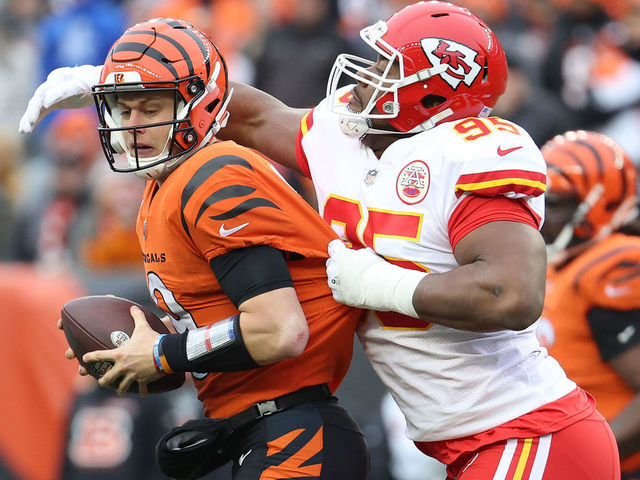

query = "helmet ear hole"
[[205, 98, 220, 114], [421, 95, 446, 109]]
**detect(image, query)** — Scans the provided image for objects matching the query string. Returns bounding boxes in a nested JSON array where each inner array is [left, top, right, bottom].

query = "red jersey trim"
[[455, 169, 546, 198], [416, 387, 596, 465], [448, 195, 541, 251], [296, 110, 315, 179]]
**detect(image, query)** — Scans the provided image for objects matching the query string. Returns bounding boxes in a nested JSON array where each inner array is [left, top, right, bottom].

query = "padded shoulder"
[[574, 234, 640, 310]]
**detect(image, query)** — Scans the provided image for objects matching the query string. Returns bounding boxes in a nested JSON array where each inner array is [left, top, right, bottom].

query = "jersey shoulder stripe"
[[566, 235, 640, 309], [455, 169, 546, 198], [296, 109, 316, 178], [179, 153, 280, 238], [572, 244, 639, 290], [180, 154, 253, 238], [300, 109, 314, 137], [194, 184, 256, 225]]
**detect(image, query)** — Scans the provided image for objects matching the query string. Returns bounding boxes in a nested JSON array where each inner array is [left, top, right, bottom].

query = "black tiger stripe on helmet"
[[542, 130, 637, 241]]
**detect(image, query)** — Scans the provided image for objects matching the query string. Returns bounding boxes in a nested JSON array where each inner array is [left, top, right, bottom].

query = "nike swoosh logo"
[[617, 325, 636, 344], [239, 449, 252, 466], [497, 146, 523, 156], [604, 284, 630, 298], [219, 222, 250, 237]]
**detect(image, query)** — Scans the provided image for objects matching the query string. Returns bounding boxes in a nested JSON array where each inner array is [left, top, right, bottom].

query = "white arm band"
[[326, 241, 427, 318], [361, 260, 426, 317]]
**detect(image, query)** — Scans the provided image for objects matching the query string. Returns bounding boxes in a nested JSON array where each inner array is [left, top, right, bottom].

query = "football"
[[61, 295, 185, 394]]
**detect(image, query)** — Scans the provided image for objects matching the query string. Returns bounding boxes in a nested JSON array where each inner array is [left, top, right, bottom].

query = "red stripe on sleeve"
[[448, 195, 541, 250], [455, 169, 547, 198]]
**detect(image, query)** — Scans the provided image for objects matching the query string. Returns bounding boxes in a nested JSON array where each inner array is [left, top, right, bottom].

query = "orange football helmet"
[[326, 1, 507, 136], [542, 130, 638, 258], [92, 18, 231, 179]]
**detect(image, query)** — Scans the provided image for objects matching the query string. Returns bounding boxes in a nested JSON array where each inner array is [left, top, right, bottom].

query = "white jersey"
[[297, 89, 576, 441]]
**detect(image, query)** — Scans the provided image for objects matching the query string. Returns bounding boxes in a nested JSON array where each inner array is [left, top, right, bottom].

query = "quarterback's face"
[[116, 91, 175, 158]]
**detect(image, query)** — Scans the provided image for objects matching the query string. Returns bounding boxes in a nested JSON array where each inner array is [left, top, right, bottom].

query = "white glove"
[[326, 239, 427, 318], [19, 64, 103, 134]]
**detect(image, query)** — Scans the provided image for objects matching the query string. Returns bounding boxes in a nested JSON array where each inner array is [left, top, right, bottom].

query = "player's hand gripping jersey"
[[540, 233, 640, 472], [137, 140, 362, 418], [296, 88, 585, 451]]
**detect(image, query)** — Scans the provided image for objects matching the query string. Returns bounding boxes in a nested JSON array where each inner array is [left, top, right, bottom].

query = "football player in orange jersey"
[[52, 18, 369, 480], [539, 130, 640, 479]]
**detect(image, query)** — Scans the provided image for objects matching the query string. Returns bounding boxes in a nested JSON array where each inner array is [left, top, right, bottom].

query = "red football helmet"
[[326, 1, 507, 136], [92, 18, 231, 179], [542, 130, 638, 257]]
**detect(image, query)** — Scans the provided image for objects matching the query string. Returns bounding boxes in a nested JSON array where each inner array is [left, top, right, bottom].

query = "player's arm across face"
[[413, 221, 546, 331], [218, 82, 309, 174]]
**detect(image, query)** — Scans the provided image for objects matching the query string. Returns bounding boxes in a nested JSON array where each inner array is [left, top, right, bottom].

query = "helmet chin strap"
[[129, 131, 174, 180], [338, 108, 454, 138], [134, 122, 221, 181]]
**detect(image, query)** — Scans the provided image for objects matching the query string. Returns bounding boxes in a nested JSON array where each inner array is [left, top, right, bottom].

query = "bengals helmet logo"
[[421, 38, 482, 90], [113, 73, 125, 84]]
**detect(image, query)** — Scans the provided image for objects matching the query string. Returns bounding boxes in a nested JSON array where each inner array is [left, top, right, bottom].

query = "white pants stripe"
[[492, 439, 518, 480], [529, 434, 552, 480], [491, 434, 553, 480]]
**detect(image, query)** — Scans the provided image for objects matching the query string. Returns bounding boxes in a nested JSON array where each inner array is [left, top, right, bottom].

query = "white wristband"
[[185, 315, 237, 361], [365, 260, 426, 318], [326, 240, 427, 318]]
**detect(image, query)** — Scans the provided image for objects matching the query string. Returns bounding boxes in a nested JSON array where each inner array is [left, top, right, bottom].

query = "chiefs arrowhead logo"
[[421, 38, 482, 90]]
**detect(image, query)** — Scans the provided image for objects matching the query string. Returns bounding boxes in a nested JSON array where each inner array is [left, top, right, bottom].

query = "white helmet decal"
[[421, 38, 482, 90]]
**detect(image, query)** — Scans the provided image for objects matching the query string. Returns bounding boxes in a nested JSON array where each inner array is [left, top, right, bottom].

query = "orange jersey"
[[136, 140, 363, 418], [539, 233, 640, 469]]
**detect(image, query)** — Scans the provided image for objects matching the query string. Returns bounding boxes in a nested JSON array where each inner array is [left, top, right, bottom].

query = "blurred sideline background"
[[1, 0, 640, 479]]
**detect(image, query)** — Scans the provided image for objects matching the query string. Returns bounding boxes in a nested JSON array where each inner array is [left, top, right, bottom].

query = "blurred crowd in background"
[[1, 0, 640, 479]]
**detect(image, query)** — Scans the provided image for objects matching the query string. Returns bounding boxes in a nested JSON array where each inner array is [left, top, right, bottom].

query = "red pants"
[[447, 410, 620, 480]]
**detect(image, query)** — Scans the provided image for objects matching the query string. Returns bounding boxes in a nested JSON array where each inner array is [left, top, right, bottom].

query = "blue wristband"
[[153, 334, 170, 374]]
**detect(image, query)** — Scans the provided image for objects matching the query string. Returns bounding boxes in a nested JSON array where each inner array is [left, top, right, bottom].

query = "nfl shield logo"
[[364, 169, 378, 185]]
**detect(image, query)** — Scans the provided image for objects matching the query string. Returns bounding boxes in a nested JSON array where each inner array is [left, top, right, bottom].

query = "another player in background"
[[33, 18, 369, 480], [538, 130, 640, 480], [17, 2, 620, 479]]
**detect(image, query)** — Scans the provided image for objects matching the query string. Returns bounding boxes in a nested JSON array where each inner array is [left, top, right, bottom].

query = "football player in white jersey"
[[19, 2, 620, 479]]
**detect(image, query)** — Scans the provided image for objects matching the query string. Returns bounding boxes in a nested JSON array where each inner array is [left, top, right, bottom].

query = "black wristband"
[[160, 315, 260, 373]]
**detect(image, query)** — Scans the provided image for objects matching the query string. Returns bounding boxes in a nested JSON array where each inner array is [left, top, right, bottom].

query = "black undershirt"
[[209, 244, 295, 307], [587, 307, 640, 362]]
